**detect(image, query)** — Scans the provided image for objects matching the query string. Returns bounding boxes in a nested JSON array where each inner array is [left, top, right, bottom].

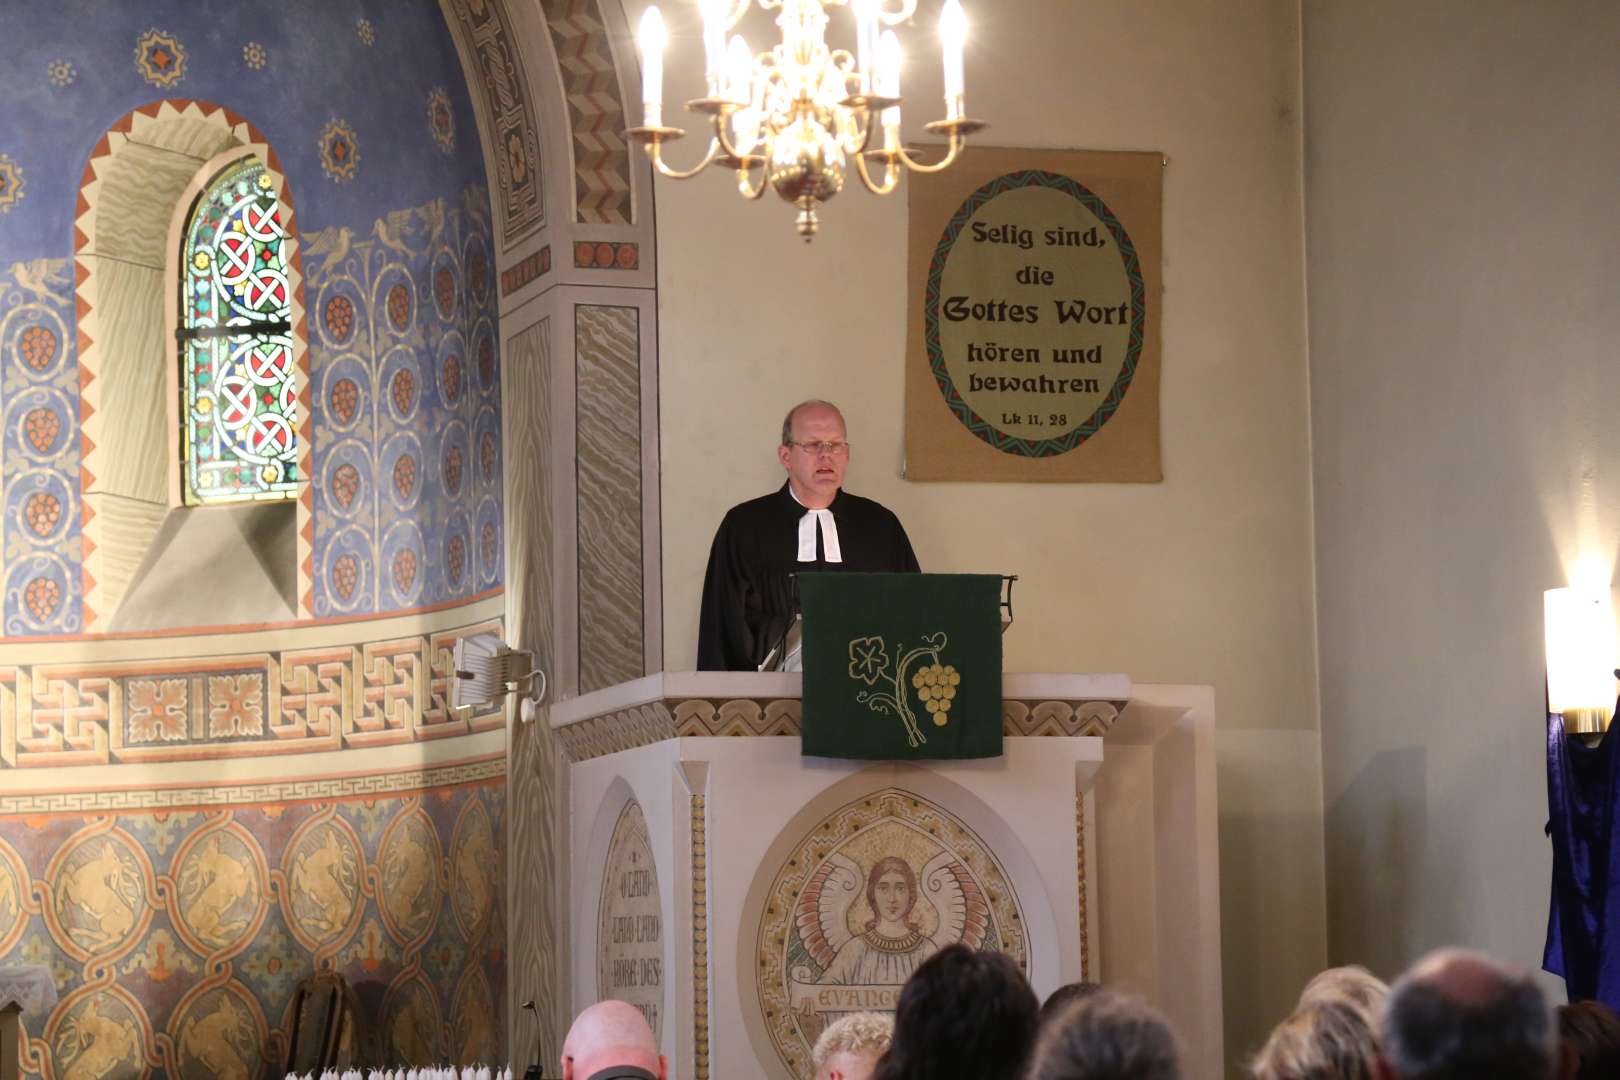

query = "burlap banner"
[[904, 147, 1164, 482]]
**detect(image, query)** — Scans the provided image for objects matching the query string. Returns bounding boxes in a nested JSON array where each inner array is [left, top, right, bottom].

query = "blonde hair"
[[1298, 965, 1388, 1026], [812, 1011, 892, 1071], [1249, 999, 1378, 1080]]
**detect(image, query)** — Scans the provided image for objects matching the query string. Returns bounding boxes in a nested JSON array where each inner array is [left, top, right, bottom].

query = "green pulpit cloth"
[[799, 572, 1003, 759]]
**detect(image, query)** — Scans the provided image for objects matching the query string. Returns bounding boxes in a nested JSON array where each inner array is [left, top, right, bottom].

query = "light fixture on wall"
[[453, 633, 547, 723], [629, 0, 985, 241], [1544, 585, 1618, 735]]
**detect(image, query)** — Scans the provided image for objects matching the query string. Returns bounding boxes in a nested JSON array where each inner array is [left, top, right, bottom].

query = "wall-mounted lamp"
[[1544, 586, 1618, 735], [453, 632, 547, 724]]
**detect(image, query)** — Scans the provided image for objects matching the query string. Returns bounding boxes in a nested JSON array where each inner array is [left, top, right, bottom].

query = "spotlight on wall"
[[1544, 585, 1618, 735], [452, 632, 547, 723]]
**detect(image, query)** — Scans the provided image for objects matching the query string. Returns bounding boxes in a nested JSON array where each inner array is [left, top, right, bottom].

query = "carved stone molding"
[[555, 697, 1127, 762]]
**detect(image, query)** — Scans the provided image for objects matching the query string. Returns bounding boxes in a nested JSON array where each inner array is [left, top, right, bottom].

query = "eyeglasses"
[[787, 440, 850, 457]]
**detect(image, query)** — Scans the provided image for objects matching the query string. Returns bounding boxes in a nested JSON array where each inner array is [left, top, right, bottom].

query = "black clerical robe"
[[697, 483, 920, 671]]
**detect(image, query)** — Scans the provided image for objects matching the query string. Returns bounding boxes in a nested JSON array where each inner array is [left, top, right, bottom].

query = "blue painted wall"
[[0, 0, 499, 633]]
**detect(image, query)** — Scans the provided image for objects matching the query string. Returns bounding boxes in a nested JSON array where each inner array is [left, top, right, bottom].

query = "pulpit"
[[550, 673, 1222, 1077]]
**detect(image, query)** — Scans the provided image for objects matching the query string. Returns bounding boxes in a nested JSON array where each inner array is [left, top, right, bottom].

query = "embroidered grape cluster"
[[912, 662, 961, 725]]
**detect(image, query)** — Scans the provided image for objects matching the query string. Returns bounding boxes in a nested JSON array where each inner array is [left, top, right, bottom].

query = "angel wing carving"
[[922, 851, 992, 950], [795, 852, 862, 971]]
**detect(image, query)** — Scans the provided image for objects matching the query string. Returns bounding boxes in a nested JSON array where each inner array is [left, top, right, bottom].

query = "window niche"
[[75, 103, 311, 631]]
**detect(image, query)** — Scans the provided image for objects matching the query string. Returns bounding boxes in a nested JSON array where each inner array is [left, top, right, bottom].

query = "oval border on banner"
[[924, 170, 1146, 458]]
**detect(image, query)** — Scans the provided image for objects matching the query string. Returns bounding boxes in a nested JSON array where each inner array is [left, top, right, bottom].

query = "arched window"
[[178, 156, 298, 505]]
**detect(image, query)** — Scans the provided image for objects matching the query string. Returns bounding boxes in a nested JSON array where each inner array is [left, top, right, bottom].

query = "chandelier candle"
[[626, 0, 988, 240]]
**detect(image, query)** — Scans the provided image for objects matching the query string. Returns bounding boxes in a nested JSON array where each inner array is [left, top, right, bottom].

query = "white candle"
[[638, 6, 667, 127], [701, 0, 729, 96], [725, 34, 753, 105], [940, 0, 966, 118], [853, 0, 879, 92], [878, 30, 902, 135]]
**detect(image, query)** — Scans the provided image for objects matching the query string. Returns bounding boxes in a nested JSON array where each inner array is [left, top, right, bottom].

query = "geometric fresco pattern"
[[304, 188, 501, 617], [0, 781, 504, 1077], [1, 257, 83, 634], [538, 0, 631, 225], [442, 0, 545, 246], [0, 617, 504, 770]]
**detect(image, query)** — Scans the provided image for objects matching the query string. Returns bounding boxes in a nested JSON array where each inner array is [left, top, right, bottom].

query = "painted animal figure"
[[291, 830, 353, 934], [179, 994, 255, 1080], [54, 841, 138, 949], [57, 999, 139, 1080], [180, 835, 253, 943], [453, 836, 489, 921], [383, 830, 434, 930]]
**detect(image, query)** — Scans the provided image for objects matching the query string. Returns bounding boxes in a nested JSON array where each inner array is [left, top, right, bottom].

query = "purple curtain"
[[1545, 711, 1620, 1008]]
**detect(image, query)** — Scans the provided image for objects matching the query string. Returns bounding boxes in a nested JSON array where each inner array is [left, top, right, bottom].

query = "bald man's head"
[[1380, 949, 1558, 1080], [561, 1001, 666, 1080]]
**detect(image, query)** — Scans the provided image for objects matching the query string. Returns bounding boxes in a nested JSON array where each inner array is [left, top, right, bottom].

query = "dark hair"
[[1382, 956, 1554, 1079], [1040, 982, 1104, 1026], [871, 944, 1039, 1080], [1028, 992, 1181, 1080], [863, 856, 920, 934], [1558, 1000, 1620, 1080]]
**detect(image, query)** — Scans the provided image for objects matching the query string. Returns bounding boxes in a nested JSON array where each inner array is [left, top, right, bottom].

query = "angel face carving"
[[752, 788, 1028, 1079]]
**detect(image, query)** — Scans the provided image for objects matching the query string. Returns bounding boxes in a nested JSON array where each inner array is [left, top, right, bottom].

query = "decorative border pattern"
[[0, 755, 502, 816], [539, 0, 633, 225], [500, 246, 550, 295], [0, 618, 504, 770], [690, 790, 710, 1080], [923, 170, 1145, 458], [1076, 792, 1089, 979], [556, 697, 1125, 762], [443, 0, 545, 245], [573, 240, 638, 271], [73, 100, 315, 625]]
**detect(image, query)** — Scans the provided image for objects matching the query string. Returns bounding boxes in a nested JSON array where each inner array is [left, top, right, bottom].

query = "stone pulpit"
[[551, 673, 1222, 1077]]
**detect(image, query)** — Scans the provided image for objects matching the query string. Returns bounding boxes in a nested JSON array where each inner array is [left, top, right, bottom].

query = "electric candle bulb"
[[638, 6, 666, 128], [940, 0, 967, 119]]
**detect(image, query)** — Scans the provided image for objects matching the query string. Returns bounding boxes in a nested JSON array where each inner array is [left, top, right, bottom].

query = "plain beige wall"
[[1305, 0, 1620, 992], [633, 0, 1325, 1067]]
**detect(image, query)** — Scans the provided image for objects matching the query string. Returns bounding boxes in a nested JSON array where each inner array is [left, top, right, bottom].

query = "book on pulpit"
[[798, 572, 1003, 760]]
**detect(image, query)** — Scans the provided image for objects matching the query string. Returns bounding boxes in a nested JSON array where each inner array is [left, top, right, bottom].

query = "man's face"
[[778, 404, 849, 508], [816, 1050, 882, 1080]]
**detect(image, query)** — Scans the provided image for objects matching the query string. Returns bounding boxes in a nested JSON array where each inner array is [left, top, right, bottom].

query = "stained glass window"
[[179, 157, 298, 505]]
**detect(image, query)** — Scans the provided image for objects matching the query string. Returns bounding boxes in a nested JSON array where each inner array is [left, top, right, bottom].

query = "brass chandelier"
[[629, 0, 985, 241]]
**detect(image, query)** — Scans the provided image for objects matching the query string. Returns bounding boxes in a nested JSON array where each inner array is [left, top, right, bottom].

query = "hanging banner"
[[904, 147, 1164, 482]]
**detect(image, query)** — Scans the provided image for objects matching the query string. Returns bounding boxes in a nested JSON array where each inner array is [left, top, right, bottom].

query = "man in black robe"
[[698, 400, 920, 671]]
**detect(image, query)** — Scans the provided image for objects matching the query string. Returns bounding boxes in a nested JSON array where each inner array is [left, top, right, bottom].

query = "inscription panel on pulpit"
[[596, 799, 663, 1036], [750, 788, 1027, 1078]]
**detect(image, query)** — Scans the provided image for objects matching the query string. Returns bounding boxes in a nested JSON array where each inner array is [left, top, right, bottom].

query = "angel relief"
[[761, 790, 1026, 1063]]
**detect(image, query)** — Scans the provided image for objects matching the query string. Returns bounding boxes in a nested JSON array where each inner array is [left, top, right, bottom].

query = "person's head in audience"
[[1027, 991, 1181, 1080], [1299, 965, 1389, 1026], [1040, 982, 1104, 1027], [560, 1000, 665, 1080], [1252, 999, 1379, 1080], [813, 1012, 893, 1080], [871, 944, 1039, 1080], [1378, 948, 1564, 1080], [1557, 1000, 1620, 1080]]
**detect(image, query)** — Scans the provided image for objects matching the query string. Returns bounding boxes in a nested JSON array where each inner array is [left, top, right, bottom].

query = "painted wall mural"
[[304, 190, 501, 618], [0, 616, 504, 772], [750, 788, 1028, 1078], [0, 778, 505, 1078], [0, 0, 498, 633]]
